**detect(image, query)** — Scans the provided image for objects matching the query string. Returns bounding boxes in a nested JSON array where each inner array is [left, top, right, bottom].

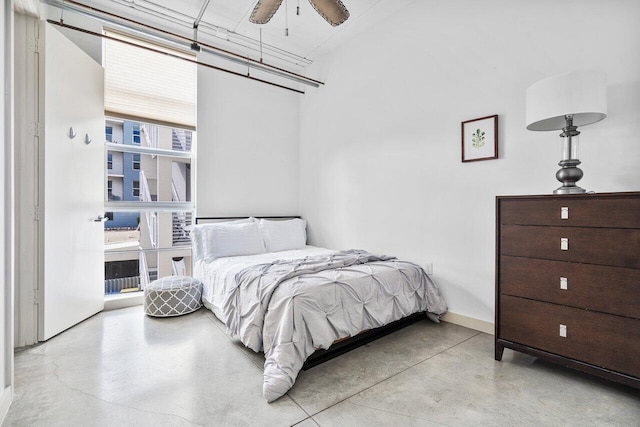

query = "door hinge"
[[33, 292, 39, 305], [34, 205, 40, 221]]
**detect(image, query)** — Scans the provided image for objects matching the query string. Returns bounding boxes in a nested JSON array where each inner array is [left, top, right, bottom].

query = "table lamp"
[[526, 70, 607, 194]]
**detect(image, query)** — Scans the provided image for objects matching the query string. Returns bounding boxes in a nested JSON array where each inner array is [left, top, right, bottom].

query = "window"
[[107, 153, 113, 169], [132, 127, 141, 145], [105, 126, 113, 142], [105, 128, 194, 294], [104, 31, 195, 296]]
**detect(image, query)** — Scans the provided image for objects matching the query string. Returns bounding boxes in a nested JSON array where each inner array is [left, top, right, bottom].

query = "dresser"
[[495, 192, 640, 389]]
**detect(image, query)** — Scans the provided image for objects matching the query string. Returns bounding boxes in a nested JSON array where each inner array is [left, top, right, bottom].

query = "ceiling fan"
[[250, 0, 350, 27]]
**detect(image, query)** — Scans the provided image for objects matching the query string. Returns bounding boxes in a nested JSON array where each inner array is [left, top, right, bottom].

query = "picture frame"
[[461, 114, 498, 162]]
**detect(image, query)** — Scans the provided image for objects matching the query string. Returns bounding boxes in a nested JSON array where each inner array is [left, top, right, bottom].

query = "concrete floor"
[[3, 306, 640, 426]]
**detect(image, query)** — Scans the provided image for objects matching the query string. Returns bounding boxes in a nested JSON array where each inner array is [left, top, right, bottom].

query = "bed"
[[191, 216, 447, 402]]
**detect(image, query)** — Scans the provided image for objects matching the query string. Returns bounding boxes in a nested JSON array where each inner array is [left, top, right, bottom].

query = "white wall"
[[1, 1, 13, 422], [196, 65, 300, 217], [42, 5, 102, 65], [299, 0, 640, 325]]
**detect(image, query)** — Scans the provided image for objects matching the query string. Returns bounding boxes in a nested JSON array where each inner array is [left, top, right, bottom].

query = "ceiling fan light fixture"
[[249, 0, 349, 27], [307, 0, 349, 26], [250, 0, 284, 24]]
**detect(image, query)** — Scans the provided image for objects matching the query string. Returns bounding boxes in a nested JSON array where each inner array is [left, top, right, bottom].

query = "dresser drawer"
[[500, 225, 640, 269], [500, 295, 640, 378], [499, 195, 640, 228], [500, 256, 640, 319]]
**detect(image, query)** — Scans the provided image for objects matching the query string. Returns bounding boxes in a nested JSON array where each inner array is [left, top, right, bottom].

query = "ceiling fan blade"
[[307, 0, 350, 26], [250, 0, 284, 24]]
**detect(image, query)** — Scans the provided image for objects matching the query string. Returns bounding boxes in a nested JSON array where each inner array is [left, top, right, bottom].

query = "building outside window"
[[105, 126, 113, 142], [104, 120, 194, 295]]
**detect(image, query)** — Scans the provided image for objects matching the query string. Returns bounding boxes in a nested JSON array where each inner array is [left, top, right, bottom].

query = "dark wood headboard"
[[195, 216, 301, 224]]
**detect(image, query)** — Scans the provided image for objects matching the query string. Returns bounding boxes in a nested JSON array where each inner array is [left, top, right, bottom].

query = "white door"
[[38, 22, 105, 340]]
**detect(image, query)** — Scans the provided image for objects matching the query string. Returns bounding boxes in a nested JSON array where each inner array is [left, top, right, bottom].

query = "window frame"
[[132, 180, 140, 198], [102, 28, 196, 295], [132, 127, 141, 145], [132, 153, 140, 170]]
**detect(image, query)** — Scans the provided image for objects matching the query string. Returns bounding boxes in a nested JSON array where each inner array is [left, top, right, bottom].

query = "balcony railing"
[[172, 129, 191, 152], [139, 249, 150, 290], [141, 124, 159, 150], [138, 170, 158, 248], [172, 211, 192, 247], [105, 276, 140, 294]]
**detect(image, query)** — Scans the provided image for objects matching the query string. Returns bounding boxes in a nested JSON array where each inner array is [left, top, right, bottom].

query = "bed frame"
[[194, 216, 429, 370], [301, 312, 425, 370]]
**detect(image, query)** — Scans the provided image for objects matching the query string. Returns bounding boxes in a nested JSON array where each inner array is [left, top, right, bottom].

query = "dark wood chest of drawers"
[[495, 192, 640, 389]]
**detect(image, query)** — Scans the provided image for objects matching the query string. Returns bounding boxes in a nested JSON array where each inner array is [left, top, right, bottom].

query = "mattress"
[[194, 246, 447, 402]]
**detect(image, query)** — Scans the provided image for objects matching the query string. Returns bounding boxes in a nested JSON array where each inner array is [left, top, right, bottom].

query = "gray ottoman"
[[144, 276, 203, 317]]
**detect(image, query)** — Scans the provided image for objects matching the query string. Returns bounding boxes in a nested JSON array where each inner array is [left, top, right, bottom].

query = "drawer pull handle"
[[559, 324, 567, 338], [560, 277, 568, 290], [560, 238, 569, 251], [561, 207, 569, 220]]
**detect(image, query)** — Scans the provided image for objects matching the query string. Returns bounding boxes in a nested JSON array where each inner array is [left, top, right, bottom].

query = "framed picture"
[[461, 114, 498, 162]]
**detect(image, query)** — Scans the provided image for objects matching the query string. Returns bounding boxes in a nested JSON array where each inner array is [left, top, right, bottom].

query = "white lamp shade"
[[526, 70, 607, 131]]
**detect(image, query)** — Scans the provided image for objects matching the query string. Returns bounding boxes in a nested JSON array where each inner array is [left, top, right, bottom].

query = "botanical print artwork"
[[461, 115, 498, 162], [471, 129, 486, 149]]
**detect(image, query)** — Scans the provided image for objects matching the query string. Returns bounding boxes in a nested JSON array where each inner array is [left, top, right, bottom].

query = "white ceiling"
[[61, 0, 405, 69]]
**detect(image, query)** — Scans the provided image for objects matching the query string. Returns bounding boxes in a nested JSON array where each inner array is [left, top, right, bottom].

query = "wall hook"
[[85, 133, 92, 145], [68, 127, 77, 139]]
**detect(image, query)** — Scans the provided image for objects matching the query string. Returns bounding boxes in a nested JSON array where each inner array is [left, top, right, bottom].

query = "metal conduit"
[[193, 0, 211, 30], [41, 0, 323, 89], [47, 19, 307, 94], [103, 0, 313, 67]]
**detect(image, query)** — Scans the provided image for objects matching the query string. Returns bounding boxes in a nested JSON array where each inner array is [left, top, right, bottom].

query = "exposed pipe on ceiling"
[[191, 0, 211, 50], [41, 0, 323, 89], [46, 19, 306, 94], [104, 0, 313, 67], [193, 0, 211, 30]]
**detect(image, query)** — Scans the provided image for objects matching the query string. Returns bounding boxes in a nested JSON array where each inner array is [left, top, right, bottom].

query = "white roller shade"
[[104, 29, 196, 130]]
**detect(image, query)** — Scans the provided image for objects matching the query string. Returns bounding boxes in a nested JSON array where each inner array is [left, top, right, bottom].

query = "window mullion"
[[105, 142, 191, 159]]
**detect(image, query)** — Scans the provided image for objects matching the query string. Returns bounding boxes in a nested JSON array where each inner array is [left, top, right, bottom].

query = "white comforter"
[[194, 246, 447, 402]]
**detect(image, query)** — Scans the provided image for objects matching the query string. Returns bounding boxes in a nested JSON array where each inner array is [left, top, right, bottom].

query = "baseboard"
[[441, 312, 494, 335], [0, 385, 12, 424]]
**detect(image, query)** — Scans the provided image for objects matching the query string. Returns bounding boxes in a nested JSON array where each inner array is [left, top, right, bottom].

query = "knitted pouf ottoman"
[[144, 276, 203, 317]]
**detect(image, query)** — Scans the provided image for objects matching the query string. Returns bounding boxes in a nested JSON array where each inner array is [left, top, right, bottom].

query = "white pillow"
[[189, 218, 254, 262], [258, 218, 307, 252], [202, 221, 266, 261]]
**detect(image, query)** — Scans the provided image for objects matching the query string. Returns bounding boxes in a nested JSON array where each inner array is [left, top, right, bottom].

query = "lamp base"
[[554, 186, 586, 195], [555, 158, 585, 195]]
